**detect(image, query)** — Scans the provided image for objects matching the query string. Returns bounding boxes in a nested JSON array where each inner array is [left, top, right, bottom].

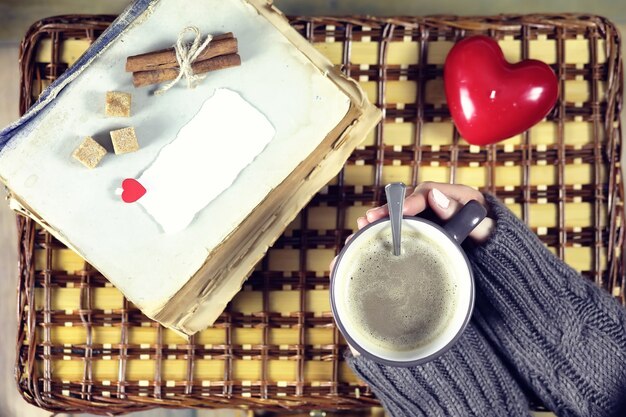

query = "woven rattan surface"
[[14, 13, 625, 415]]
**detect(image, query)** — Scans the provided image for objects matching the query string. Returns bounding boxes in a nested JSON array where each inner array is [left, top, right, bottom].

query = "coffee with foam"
[[343, 226, 458, 352]]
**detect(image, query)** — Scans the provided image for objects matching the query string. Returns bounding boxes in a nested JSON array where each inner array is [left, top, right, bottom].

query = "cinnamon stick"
[[132, 53, 241, 88], [126, 33, 237, 72]]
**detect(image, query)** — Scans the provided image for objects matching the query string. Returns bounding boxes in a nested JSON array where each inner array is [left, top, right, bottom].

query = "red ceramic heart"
[[121, 178, 146, 203], [444, 35, 558, 146]]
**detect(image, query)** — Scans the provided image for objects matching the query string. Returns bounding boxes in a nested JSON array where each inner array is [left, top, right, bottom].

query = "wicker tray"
[[14, 13, 624, 415]]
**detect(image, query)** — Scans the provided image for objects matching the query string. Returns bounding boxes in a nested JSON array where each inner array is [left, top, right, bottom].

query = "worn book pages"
[[0, 0, 381, 335]]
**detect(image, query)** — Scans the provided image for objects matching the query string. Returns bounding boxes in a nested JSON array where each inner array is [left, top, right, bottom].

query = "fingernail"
[[432, 188, 450, 209]]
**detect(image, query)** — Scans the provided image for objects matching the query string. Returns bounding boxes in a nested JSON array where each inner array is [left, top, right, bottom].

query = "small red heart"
[[121, 178, 146, 203], [444, 35, 558, 146]]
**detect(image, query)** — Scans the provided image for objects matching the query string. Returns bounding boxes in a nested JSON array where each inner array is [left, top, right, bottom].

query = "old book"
[[0, 0, 380, 336]]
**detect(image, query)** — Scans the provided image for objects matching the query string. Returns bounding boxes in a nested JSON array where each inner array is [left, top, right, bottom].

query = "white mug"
[[330, 200, 486, 366]]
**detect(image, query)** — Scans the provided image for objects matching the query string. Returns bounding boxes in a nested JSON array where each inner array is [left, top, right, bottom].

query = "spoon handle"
[[385, 182, 406, 256]]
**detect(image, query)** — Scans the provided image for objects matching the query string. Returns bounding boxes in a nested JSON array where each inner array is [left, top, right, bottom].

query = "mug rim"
[[330, 215, 475, 367]]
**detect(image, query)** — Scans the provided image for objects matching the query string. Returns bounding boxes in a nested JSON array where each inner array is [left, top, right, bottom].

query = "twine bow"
[[154, 26, 213, 95]]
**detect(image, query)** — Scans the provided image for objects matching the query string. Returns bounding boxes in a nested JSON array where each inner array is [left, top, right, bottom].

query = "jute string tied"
[[155, 26, 213, 95]]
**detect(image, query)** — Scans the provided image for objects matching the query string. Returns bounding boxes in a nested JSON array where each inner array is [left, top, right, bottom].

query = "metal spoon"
[[385, 182, 406, 256]]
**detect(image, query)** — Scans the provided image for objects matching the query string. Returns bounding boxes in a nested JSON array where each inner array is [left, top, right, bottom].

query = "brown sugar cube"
[[105, 91, 131, 117], [110, 126, 139, 154], [72, 136, 107, 169]]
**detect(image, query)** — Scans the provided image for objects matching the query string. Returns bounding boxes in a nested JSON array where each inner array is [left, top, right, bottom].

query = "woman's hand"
[[358, 182, 494, 243]]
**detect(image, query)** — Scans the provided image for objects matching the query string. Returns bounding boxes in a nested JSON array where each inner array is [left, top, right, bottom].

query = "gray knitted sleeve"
[[346, 323, 532, 417], [468, 194, 626, 417]]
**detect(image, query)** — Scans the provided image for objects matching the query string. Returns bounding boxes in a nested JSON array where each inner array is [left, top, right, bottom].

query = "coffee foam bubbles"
[[343, 225, 458, 352]]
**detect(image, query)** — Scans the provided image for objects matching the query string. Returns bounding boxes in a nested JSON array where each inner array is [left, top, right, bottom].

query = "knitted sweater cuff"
[[467, 193, 626, 417], [344, 324, 531, 417]]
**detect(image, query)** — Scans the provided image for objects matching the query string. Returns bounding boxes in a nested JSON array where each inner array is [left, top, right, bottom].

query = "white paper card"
[[138, 88, 275, 233]]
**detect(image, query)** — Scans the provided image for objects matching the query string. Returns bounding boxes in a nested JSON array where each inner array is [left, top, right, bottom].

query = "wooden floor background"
[[0, 1, 624, 416]]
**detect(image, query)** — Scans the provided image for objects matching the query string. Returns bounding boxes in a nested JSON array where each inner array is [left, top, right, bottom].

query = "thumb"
[[427, 188, 460, 221]]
